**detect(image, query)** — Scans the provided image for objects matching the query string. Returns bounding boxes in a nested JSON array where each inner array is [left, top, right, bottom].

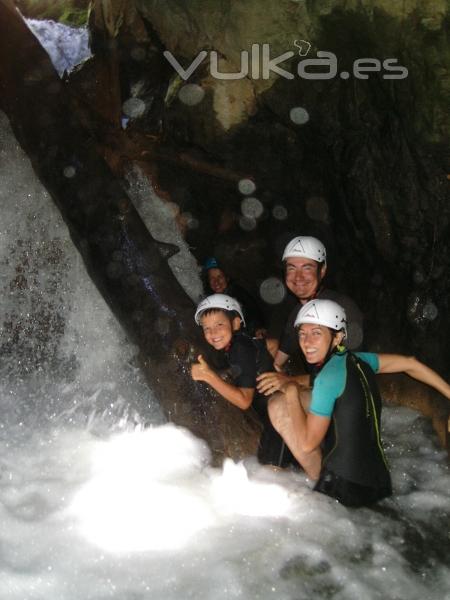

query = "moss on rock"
[[14, 0, 89, 25]]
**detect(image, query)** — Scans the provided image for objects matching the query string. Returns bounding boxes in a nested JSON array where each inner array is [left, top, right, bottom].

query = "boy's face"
[[200, 310, 241, 350], [285, 257, 326, 303]]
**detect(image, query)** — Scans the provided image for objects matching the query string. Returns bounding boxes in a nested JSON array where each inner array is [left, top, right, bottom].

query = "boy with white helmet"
[[258, 235, 363, 395], [268, 298, 450, 506], [191, 293, 298, 467]]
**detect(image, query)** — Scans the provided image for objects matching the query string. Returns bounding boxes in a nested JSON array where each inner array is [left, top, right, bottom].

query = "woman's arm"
[[191, 355, 254, 409], [255, 347, 310, 395], [378, 354, 450, 400], [256, 371, 310, 395]]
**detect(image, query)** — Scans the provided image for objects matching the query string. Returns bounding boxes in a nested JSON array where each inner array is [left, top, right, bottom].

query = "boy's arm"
[[191, 355, 254, 409], [378, 354, 450, 400]]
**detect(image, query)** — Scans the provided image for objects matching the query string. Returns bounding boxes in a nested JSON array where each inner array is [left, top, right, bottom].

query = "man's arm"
[[191, 355, 254, 409], [378, 354, 450, 400]]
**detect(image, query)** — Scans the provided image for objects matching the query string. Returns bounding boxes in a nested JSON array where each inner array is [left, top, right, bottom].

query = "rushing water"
[[25, 18, 91, 77], [1, 18, 450, 600]]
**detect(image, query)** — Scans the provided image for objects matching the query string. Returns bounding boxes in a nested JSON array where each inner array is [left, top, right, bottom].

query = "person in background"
[[268, 298, 450, 507], [191, 294, 298, 469], [202, 257, 266, 338], [257, 236, 362, 394]]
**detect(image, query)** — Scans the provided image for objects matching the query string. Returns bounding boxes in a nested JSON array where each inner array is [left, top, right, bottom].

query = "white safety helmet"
[[294, 299, 347, 338], [194, 294, 245, 325], [282, 236, 326, 263]]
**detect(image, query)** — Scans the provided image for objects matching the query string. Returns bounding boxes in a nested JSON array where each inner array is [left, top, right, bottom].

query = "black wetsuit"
[[223, 331, 298, 468], [313, 351, 392, 507]]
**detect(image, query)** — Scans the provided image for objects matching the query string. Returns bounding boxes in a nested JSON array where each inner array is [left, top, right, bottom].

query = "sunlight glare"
[[69, 425, 214, 552]]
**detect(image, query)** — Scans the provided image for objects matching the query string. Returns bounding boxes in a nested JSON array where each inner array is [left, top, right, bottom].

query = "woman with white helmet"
[[268, 298, 450, 507]]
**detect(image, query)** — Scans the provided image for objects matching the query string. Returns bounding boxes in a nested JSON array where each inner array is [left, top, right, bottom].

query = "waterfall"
[[25, 18, 91, 77], [0, 19, 449, 600]]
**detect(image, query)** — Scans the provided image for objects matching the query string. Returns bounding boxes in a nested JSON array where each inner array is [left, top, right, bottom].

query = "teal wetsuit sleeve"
[[355, 352, 379, 373], [310, 354, 347, 417]]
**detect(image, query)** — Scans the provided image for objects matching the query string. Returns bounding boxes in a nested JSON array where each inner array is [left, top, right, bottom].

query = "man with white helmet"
[[268, 298, 450, 506], [191, 293, 299, 468], [257, 235, 363, 395]]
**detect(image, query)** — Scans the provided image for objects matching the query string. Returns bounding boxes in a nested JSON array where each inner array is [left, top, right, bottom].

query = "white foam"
[[25, 18, 91, 77], [0, 110, 163, 431]]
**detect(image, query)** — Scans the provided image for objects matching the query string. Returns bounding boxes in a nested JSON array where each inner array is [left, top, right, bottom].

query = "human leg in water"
[[268, 387, 322, 480]]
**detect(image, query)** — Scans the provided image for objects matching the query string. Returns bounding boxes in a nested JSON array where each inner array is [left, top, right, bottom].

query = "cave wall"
[[119, 0, 450, 377], [14, 0, 449, 377]]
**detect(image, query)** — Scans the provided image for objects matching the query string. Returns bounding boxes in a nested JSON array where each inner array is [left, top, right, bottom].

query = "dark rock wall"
[[11, 0, 450, 377], [129, 0, 449, 376]]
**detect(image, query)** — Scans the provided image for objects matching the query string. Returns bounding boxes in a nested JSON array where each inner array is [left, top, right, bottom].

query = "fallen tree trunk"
[[0, 0, 260, 462]]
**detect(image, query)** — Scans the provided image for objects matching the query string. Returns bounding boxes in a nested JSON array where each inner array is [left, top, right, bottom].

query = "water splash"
[[272, 205, 288, 220], [26, 19, 91, 77], [238, 178, 257, 195], [122, 97, 147, 119], [241, 196, 264, 219], [259, 277, 286, 305], [289, 106, 310, 125], [178, 84, 205, 106]]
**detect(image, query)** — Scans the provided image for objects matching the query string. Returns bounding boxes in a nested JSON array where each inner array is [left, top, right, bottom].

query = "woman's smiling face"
[[298, 323, 334, 363]]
